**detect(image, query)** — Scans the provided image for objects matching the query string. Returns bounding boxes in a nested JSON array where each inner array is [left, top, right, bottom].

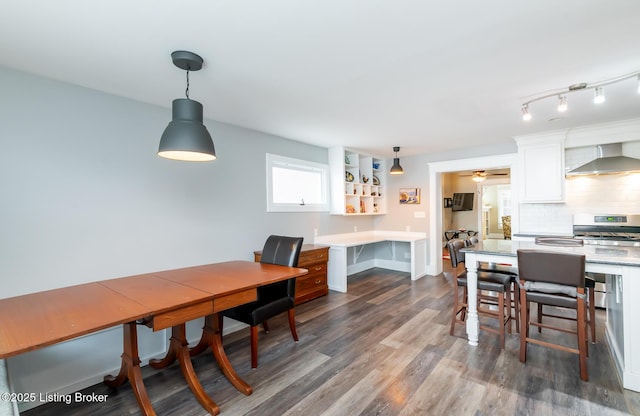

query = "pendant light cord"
[[185, 70, 190, 99]]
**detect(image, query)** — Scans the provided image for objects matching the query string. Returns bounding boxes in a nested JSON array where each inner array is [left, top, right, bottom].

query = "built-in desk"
[[314, 231, 427, 292], [461, 239, 640, 392]]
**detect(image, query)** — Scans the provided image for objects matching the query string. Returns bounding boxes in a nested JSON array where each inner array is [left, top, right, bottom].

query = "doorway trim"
[[427, 153, 518, 276]]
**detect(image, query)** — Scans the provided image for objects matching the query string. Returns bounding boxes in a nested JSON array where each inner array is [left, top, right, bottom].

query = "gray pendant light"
[[158, 51, 216, 162], [390, 146, 404, 175]]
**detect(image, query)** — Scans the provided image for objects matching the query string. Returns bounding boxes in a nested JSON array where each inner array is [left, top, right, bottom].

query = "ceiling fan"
[[460, 170, 509, 182]]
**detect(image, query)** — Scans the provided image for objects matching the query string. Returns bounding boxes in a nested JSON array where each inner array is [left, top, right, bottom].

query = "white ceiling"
[[2, 1, 640, 158]]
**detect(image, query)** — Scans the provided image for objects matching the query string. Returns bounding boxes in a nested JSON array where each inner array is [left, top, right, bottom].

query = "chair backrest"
[[446, 239, 466, 269], [258, 235, 304, 300], [260, 235, 304, 267], [517, 249, 585, 288]]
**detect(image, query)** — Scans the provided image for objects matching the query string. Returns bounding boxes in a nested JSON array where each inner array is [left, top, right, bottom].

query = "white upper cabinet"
[[515, 133, 565, 203], [328, 147, 387, 215]]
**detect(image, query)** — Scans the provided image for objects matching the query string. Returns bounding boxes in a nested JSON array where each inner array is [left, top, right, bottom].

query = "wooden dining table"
[[0, 261, 308, 415]]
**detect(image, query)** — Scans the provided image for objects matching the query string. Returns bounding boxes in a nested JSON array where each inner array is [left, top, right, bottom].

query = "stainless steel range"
[[573, 214, 640, 247], [573, 214, 640, 307]]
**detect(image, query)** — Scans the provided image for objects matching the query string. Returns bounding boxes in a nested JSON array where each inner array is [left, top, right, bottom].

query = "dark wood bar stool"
[[466, 236, 520, 333], [534, 237, 596, 343], [517, 249, 589, 381], [446, 239, 512, 349]]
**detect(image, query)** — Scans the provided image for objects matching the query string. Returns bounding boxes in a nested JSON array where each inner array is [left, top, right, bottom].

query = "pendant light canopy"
[[158, 51, 216, 162], [390, 146, 404, 175]]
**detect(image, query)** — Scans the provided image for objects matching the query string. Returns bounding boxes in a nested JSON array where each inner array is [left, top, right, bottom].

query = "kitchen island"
[[461, 239, 640, 392]]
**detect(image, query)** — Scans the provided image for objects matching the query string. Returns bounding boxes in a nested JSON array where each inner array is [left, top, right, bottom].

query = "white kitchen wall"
[[519, 141, 640, 234]]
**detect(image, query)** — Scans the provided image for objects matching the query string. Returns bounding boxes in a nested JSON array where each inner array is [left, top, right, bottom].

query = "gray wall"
[[0, 66, 373, 299], [0, 66, 374, 408]]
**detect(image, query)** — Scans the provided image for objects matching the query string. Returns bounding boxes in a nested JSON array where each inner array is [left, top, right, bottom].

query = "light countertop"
[[461, 239, 640, 267], [314, 230, 427, 247]]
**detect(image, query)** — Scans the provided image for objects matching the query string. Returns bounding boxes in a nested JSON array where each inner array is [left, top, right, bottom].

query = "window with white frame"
[[266, 153, 329, 212]]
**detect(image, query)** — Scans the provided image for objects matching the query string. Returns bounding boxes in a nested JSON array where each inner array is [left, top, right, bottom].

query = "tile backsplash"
[[519, 141, 640, 234]]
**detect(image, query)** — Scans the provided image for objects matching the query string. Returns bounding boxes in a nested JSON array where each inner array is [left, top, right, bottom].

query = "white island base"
[[462, 240, 640, 393], [314, 231, 428, 293]]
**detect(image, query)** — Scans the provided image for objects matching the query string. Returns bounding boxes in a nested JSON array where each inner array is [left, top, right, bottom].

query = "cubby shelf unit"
[[328, 147, 386, 215]]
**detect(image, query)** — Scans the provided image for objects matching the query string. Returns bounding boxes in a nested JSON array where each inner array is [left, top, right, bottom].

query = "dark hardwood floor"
[[24, 266, 640, 415]]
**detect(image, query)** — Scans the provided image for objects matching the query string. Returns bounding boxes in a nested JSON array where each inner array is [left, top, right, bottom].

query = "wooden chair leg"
[[588, 287, 596, 343], [519, 288, 528, 363], [262, 320, 270, 333], [577, 297, 589, 381], [461, 286, 467, 321], [250, 325, 259, 369], [498, 291, 505, 349], [287, 309, 299, 341], [512, 281, 520, 333], [537, 303, 543, 333], [506, 285, 512, 336], [450, 283, 460, 336]]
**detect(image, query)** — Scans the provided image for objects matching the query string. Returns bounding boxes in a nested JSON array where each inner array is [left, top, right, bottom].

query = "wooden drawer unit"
[[254, 244, 329, 304]]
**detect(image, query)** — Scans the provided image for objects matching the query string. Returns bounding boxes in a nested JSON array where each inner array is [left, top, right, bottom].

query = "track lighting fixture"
[[390, 146, 404, 175], [520, 70, 640, 122], [158, 50, 216, 162]]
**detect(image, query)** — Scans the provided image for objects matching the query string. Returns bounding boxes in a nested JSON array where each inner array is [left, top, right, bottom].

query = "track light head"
[[593, 87, 605, 104], [557, 95, 568, 112]]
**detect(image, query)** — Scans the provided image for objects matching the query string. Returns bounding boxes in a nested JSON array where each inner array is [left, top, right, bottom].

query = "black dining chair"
[[446, 239, 512, 349], [220, 235, 303, 368], [517, 249, 589, 381]]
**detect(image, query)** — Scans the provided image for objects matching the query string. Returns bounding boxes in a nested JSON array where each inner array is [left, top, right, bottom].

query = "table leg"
[[150, 324, 220, 415], [104, 322, 156, 416], [191, 314, 253, 395], [464, 254, 480, 346], [189, 330, 210, 357]]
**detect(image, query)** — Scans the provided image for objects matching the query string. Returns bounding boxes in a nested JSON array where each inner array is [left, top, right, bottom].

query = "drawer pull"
[[314, 266, 322, 271], [315, 279, 322, 284]]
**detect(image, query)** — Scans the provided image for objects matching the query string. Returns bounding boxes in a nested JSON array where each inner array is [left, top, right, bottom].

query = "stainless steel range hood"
[[566, 143, 640, 176]]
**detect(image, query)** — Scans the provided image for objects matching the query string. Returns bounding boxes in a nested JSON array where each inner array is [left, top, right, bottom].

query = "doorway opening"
[[427, 153, 518, 276]]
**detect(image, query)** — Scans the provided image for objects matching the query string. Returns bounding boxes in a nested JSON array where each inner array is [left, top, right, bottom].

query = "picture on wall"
[[399, 188, 420, 204]]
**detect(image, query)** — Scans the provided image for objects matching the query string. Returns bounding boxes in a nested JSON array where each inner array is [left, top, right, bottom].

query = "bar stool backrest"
[[517, 249, 585, 288]]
